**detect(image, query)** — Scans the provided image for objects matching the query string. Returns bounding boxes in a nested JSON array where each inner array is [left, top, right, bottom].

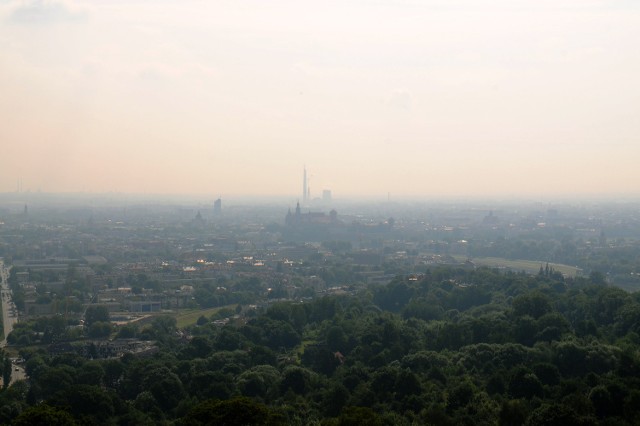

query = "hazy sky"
[[1, 0, 639, 199]]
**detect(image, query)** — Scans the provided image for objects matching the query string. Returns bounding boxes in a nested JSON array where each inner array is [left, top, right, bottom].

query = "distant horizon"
[[1, 190, 639, 206]]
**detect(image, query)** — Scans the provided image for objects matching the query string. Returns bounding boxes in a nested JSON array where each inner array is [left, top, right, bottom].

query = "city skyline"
[[1, 1, 639, 199]]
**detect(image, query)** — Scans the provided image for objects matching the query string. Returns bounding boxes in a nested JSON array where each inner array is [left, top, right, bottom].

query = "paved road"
[[0, 259, 25, 384], [0, 259, 17, 344], [10, 365, 26, 382]]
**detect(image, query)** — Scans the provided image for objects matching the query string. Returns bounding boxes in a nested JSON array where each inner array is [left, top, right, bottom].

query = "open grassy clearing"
[[174, 304, 238, 328], [452, 255, 582, 277]]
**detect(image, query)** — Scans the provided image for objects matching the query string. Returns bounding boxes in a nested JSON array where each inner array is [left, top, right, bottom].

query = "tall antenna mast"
[[303, 166, 308, 204]]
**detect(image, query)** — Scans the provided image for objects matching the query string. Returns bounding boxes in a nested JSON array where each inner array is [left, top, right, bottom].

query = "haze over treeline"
[[1, 0, 639, 198], [2, 192, 640, 424]]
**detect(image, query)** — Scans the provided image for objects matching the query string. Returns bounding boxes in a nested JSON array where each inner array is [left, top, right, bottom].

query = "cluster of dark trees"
[[7, 305, 116, 346], [2, 266, 640, 425], [191, 277, 265, 309]]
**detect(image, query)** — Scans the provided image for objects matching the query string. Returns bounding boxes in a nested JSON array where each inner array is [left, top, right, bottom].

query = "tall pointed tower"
[[303, 166, 308, 204]]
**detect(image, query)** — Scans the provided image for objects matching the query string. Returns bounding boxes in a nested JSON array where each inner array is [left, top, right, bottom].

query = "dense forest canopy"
[[2, 266, 640, 425]]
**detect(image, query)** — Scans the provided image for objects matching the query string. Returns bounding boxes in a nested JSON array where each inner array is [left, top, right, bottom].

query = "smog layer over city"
[[1, 1, 640, 425]]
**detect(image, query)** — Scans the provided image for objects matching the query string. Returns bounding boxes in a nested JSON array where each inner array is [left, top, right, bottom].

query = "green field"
[[174, 305, 238, 328], [452, 255, 582, 277]]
